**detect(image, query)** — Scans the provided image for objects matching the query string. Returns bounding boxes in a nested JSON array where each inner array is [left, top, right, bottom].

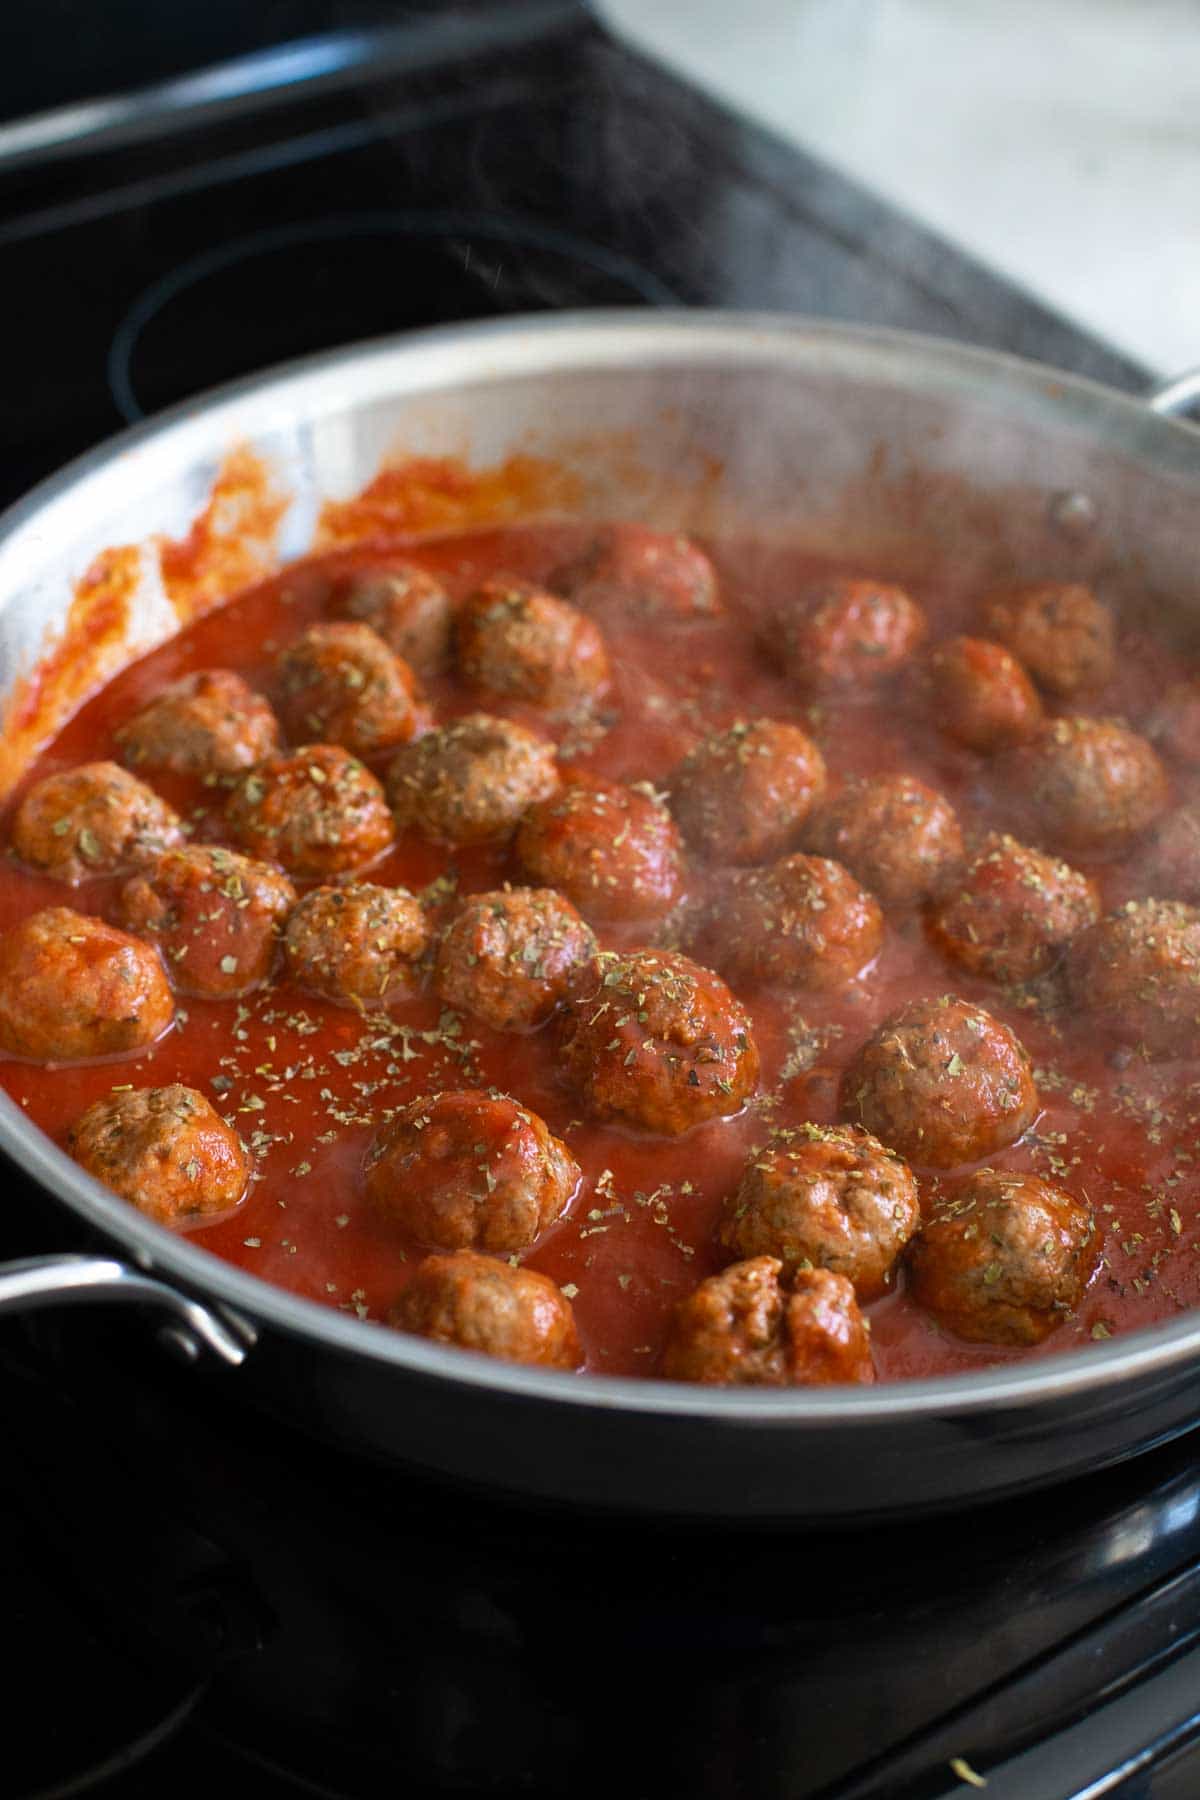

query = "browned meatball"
[[783, 575, 926, 691], [718, 1123, 920, 1300], [341, 561, 454, 675], [390, 1250, 581, 1369], [388, 713, 559, 847], [842, 995, 1039, 1169], [908, 1168, 1098, 1345], [806, 775, 963, 908], [559, 949, 759, 1136], [284, 882, 430, 1007], [0, 906, 173, 1063], [118, 845, 295, 999], [68, 1084, 248, 1228], [929, 636, 1044, 752], [434, 887, 596, 1032], [1066, 899, 1200, 1057], [1012, 717, 1168, 857], [275, 622, 427, 756], [928, 834, 1100, 985], [555, 522, 721, 618], [226, 745, 394, 877], [11, 761, 182, 885], [515, 774, 684, 921], [115, 669, 280, 777], [1140, 805, 1200, 904], [364, 1089, 579, 1253], [982, 581, 1115, 696], [662, 1258, 873, 1386], [698, 854, 883, 991], [669, 718, 827, 866], [455, 579, 611, 713]]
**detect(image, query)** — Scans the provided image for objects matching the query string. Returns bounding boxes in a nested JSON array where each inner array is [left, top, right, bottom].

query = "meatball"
[[555, 522, 721, 619], [1140, 804, 1200, 904], [274, 622, 427, 756], [718, 1123, 920, 1300], [805, 775, 963, 908], [908, 1168, 1098, 1345], [928, 834, 1100, 985], [11, 761, 182, 885], [455, 579, 611, 713], [390, 1250, 581, 1369], [842, 995, 1038, 1169], [0, 906, 173, 1063], [515, 774, 684, 921], [284, 882, 430, 1007], [1012, 717, 1168, 858], [669, 718, 827, 866], [388, 713, 559, 847], [558, 949, 759, 1136], [118, 845, 295, 999], [782, 575, 926, 691], [434, 887, 596, 1032], [1147, 680, 1200, 768], [67, 1084, 248, 1228], [226, 745, 394, 878], [341, 561, 454, 675], [115, 669, 279, 777], [697, 853, 882, 991], [982, 580, 1115, 696], [364, 1089, 579, 1253], [1066, 899, 1200, 1057], [662, 1258, 873, 1386], [928, 636, 1044, 752]]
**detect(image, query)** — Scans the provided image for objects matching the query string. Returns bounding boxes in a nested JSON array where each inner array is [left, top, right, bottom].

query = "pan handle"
[[1146, 367, 1200, 416], [0, 1253, 253, 1366]]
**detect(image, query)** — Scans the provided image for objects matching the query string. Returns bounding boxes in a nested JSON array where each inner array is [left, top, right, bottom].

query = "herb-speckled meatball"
[[908, 1168, 1098, 1344], [783, 575, 926, 691], [116, 670, 279, 777], [455, 578, 610, 713], [929, 636, 1044, 752], [11, 761, 182, 885], [364, 1089, 579, 1253], [719, 1123, 920, 1300], [1013, 717, 1168, 857], [697, 854, 882, 991], [515, 774, 684, 921], [275, 622, 427, 756], [284, 882, 430, 1007], [434, 887, 596, 1032], [559, 948, 759, 1136], [669, 718, 827, 866], [806, 775, 963, 908], [388, 713, 559, 846], [1066, 899, 1200, 1057], [556, 523, 721, 619], [390, 1250, 581, 1369], [341, 561, 454, 675], [1135, 805, 1200, 905], [928, 833, 1099, 985], [118, 845, 295, 998], [842, 995, 1038, 1169], [68, 1084, 248, 1228], [982, 581, 1115, 696], [662, 1258, 873, 1386], [0, 907, 173, 1063], [226, 745, 394, 877]]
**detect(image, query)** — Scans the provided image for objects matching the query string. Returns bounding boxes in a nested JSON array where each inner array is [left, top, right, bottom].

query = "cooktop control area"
[[0, 4, 1190, 1797]]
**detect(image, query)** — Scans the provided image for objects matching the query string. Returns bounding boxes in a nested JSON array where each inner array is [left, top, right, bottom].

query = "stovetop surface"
[[1, 6, 1193, 1797]]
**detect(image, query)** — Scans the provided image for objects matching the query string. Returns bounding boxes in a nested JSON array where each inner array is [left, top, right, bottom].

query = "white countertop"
[[598, 0, 1200, 376]]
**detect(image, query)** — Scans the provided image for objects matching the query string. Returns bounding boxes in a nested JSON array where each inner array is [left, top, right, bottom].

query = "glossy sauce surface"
[[3, 522, 1198, 1381]]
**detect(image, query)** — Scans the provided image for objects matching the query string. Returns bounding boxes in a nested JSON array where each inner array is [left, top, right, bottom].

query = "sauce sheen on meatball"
[[116, 669, 279, 777], [806, 774, 963, 909], [434, 886, 596, 1032], [389, 713, 559, 846], [226, 745, 394, 877], [11, 761, 182, 885], [284, 882, 430, 1007], [515, 773, 684, 921], [455, 578, 610, 713], [0, 906, 173, 1063], [695, 853, 883, 991], [118, 844, 295, 998], [390, 1249, 581, 1368], [662, 1257, 873, 1386], [928, 833, 1099, 985], [669, 718, 826, 866], [68, 1083, 248, 1228], [783, 575, 926, 690], [275, 621, 428, 756]]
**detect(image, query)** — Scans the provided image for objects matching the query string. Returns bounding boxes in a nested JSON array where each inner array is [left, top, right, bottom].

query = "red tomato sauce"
[[2, 521, 1198, 1382]]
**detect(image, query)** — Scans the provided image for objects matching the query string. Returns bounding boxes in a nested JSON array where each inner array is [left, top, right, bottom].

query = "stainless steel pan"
[[2, 311, 1199, 1520]]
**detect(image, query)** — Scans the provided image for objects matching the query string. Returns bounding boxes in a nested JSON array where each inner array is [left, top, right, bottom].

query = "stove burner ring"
[[107, 209, 680, 423]]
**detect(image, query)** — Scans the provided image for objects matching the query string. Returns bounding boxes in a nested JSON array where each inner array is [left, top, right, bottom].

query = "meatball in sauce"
[[12, 761, 181, 885], [663, 1258, 873, 1387], [0, 907, 173, 1063], [69, 1084, 248, 1228]]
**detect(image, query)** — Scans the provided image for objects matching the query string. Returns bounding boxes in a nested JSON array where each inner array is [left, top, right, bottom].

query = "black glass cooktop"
[[0, 5, 1190, 1797]]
